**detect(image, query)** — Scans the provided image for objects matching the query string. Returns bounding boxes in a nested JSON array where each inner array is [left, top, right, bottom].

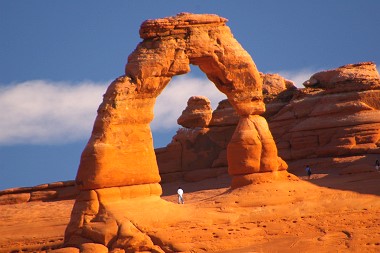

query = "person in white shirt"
[[177, 187, 184, 204]]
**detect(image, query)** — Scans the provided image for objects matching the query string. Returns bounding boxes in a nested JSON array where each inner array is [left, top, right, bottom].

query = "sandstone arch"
[[65, 13, 287, 250], [75, 13, 286, 192]]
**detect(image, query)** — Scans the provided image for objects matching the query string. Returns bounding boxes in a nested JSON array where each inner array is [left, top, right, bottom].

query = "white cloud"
[[3, 66, 375, 145], [0, 80, 108, 145], [0, 76, 227, 145], [152, 75, 227, 131]]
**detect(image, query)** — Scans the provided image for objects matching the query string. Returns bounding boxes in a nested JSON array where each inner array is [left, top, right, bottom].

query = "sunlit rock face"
[[66, 13, 285, 250], [75, 12, 284, 191], [157, 73, 291, 184], [303, 62, 379, 91], [269, 62, 380, 174], [177, 96, 213, 128], [157, 62, 380, 181], [261, 72, 297, 103]]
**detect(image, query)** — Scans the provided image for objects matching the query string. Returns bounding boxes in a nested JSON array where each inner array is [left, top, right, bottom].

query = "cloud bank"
[[0, 77, 226, 145], [0, 80, 108, 145], [6, 65, 366, 145]]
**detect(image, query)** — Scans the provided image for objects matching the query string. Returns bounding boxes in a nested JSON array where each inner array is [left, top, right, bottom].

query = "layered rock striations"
[[157, 72, 291, 183], [65, 13, 285, 251], [157, 62, 380, 181], [303, 62, 379, 91], [156, 100, 236, 183], [0, 181, 78, 205], [269, 62, 380, 173]]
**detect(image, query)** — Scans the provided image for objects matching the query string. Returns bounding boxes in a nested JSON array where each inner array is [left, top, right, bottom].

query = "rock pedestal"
[[227, 115, 287, 187], [269, 62, 380, 175], [177, 96, 213, 128]]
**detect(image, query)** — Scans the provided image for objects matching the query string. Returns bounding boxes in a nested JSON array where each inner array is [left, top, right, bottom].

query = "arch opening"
[[152, 66, 226, 148]]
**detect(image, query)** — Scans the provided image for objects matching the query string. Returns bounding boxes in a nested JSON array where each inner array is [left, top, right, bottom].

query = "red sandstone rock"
[[80, 243, 109, 253], [0, 181, 79, 205], [0, 193, 30, 205], [30, 190, 57, 201], [68, 12, 285, 251], [303, 62, 380, 91], [266, 63, 380, 173], [269, 90, 380, 162], [177, 96, 212, 128], [76, 12, 271, 192], [56, 186, 80, 200], [155, 142, 182, 175], [261, 72, 296, 103], [82, 219, 118, 246], [112, 220, 164, 253], [158, 75, 296, 183], [156, 126, 235, 183], [209, 99, 239, 127], [183, 167, 228, 182], [227, 115, 287, 180], [157, 63, 380, 181], [51, 247, 80, 253]]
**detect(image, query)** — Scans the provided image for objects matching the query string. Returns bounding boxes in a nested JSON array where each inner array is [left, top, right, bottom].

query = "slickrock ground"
[[1, 170, 379, 253]]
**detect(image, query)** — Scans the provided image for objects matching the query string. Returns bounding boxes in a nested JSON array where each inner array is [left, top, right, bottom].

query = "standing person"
[[177, 187, 184, 204], [376, 160, 380, 172], [305, 165, 312, 179]]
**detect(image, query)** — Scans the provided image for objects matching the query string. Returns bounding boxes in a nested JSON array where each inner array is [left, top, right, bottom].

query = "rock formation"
[[157, 62, 380, 182], [269, 62, 380, 174], [261, 72, 296, 103], [303, 62, 379, 91], [177, 96, 212, 128], [64, 13, 285, 251], [157, 73, 292, 183], [0, 180, 78, 205]]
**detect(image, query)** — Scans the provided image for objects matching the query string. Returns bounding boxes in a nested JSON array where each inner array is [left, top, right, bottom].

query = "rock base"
[[231, 171, 299, 188]]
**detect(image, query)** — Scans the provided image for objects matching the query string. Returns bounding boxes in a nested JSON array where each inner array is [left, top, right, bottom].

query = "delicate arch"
[[75, 13, 285, 191]]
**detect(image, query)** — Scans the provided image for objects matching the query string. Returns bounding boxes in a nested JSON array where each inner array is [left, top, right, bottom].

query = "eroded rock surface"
[[303, 62, 379, 91], [261, 72, 296, 103], [270, 62, 380, 174], [157, 73, 292, 183], [75, 12, 281, 192], [0, 180, 78, 205], [157, 62, 380, 182], [66, 13, 284, 251], [177, 96, 212, 128]]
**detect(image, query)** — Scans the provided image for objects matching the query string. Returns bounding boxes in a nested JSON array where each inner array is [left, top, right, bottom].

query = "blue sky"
[[1, 1, 379, 190]]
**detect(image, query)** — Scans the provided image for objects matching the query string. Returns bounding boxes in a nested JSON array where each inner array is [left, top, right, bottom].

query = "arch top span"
[[126, 12, 264, 116], [75, 13, 286, 191]]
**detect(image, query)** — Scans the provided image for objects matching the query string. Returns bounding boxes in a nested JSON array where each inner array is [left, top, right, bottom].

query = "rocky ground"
[[0, 170, 379, 253]]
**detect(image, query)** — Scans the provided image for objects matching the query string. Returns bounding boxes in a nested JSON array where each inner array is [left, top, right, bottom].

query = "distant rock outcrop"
[[157, 62, 380, 180], [261, 72, 297, 103], [157, 72, 292, 183], [177, 96, 213, 128], [270, 62, 380, 174], [303, 62, 379, 91], [0, 181, 78, 205]]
